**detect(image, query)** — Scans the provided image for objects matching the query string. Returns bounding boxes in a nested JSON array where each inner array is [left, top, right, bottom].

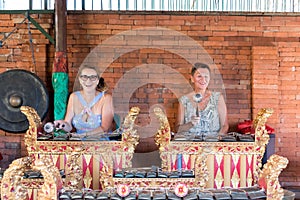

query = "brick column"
[[251, 46, 279, 129]]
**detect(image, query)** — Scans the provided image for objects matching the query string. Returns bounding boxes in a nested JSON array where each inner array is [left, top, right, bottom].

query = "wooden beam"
[[55, 0, 67, 52]]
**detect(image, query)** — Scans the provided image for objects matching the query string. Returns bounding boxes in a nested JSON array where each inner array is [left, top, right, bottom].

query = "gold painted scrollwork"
[[259, 154, 289, 200], [32, 156, 63, 200], [253, 108, 274, 130], [253, 108, 274, 150], [20, 106, 42, 153], [193, 149, 209, 189], [99, 154, 114, 191], [64, 148, 83, 189], [253, 108, 274, 182], [120, 107, 140, 153], [1, 156, 62, 200], [1, 157, 32, 200], [154, 107, 171, 151]]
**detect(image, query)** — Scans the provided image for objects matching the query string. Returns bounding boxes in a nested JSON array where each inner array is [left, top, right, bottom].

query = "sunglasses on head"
[[80, 75, 98, 81]]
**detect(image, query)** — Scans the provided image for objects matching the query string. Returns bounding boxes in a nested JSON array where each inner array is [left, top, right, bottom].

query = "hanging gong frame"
[[0, 69, 49, 133]]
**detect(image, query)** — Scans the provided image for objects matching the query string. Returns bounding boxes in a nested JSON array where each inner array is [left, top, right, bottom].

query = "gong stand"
[[0, 12, 51, 133]]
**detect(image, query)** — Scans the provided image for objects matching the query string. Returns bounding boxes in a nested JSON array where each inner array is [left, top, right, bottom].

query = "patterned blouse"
[[179, 92, 221, 138], [72, 91, 103, 134]]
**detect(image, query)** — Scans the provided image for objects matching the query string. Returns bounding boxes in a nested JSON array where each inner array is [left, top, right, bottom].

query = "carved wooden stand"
[[0, 107, 291, 200]]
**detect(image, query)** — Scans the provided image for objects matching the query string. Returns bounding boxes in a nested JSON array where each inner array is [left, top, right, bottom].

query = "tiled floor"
[[283, 187, 300, 200], [295, 191, 300, 200]]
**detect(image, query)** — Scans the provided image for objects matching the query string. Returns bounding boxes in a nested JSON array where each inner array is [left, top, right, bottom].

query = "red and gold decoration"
[[17, 106, 140, 191], [258, 154, 289, 200], [1, 156, 62, 200], [157, 108, 277, 190], [0, 106, 291, 200], [174, 183, 188, 197], [117, 184, 130, 197], [154, 107, 171, 151]]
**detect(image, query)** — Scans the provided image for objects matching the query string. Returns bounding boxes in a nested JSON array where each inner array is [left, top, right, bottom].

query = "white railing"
[[1, 0, 300, 12]]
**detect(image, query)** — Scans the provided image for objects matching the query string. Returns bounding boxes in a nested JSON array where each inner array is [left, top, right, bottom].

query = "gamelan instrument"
[[0, 69, 49, 132]]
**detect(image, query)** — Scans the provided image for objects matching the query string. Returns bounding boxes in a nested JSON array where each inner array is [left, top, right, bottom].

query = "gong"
[[0, 69, 49, 132]]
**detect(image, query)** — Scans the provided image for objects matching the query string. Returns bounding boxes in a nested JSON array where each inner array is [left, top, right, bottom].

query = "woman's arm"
[[217, 94, 229, 134], [175, 101, 198, 133], [98, 93, 114, 132], [64, 93, 75, 127]]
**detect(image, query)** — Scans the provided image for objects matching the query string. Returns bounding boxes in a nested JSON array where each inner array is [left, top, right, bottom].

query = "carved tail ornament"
[[32, 156, 63, 200], [153, 107, 171, 151], [1, 157, 32, 200], [258, 154, 289, 200], [253, 108, 273, 181], [120, 107, 140, 153], [20, 106, 42, 153], [99, 107, 140, 190], [1, 156, 62, 200]]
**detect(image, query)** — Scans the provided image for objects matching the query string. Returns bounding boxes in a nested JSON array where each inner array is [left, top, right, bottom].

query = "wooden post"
[[52, 0, 69, 120]]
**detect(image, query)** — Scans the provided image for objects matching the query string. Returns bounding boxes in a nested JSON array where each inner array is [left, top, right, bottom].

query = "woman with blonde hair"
[[54, 65, 114, 139]]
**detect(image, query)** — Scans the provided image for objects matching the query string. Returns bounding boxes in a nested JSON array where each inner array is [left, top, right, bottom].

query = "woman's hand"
[[70, 132, 85, 139], [53, 120, 72, 132]]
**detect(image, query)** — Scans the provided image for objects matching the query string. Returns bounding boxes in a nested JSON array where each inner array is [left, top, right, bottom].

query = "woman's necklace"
[[197, 91, 211, 111]]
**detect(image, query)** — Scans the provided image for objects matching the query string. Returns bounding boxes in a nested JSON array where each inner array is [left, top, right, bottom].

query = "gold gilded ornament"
[[154, 107, 171, 151], [120, 107, 140, 154], [99, 155, 114, 190], [1, 157, 33, 200], [64, 151, 83, 189], [1, 156, 61, 200], [253, 108, 274, 182], [11, 105, 288, 200], [32, 155, 63, 200], [258, 154, 289, 200], [20, 106, 42, 153]]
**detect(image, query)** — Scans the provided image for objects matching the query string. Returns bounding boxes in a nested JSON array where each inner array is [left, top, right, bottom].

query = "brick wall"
[[0, 11, 299, 186]]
